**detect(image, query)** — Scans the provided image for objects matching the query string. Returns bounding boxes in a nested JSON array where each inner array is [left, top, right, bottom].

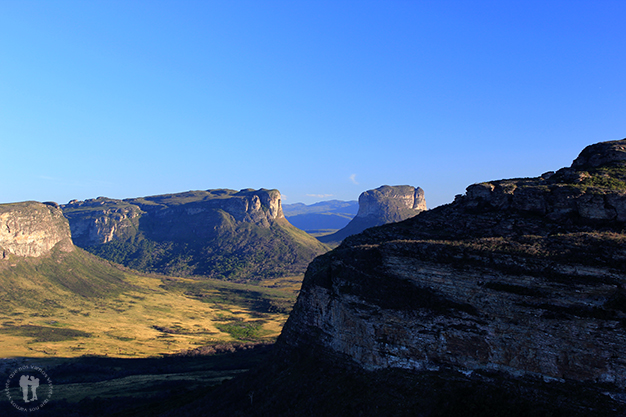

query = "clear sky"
[[1, 1, 624, 208]]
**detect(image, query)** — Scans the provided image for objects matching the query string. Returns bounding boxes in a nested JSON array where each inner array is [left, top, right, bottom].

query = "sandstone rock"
[[571, 138, 626, 169], [356, 185, 426, 220], [277, 137, 626, 408], [450, 140, 626, 224], [319, 185, 427, 244], [63, 199, 143, 247], [0, 201, 73, 258]]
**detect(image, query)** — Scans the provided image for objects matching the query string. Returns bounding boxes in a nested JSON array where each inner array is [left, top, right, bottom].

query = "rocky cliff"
[[0, 201, 73, 258], [262, 138, 626, 415], [64, 189, 284, 247], [318, 185, 426, 245], [62, 189, 328, 280]]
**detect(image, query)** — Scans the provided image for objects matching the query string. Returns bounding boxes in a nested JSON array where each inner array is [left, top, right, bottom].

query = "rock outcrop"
[[63, 198, 143, 247], [267, 138, 626, 415], [318, 185, 426, 244], [0, 201, 73, 258], [62, 189, 328, 280]]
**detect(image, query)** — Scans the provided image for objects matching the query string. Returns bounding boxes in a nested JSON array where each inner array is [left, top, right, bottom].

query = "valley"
[[8, 137, 626, 416], [0, 188, 416, 415], [0, 248, 299, 358]]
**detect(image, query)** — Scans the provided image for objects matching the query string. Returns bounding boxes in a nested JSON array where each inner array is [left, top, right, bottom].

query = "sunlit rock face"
[[356, 185, 426, 221], [319, 185, 427, 244], [280, 138, 626, 389], [0, 201, 73, 258]]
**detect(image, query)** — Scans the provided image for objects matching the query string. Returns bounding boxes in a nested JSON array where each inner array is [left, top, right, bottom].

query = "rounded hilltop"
[[572, 137, 626, 169]]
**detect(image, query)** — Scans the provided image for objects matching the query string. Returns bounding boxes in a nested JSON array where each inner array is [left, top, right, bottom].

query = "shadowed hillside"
[[62, 189, 329, 281]]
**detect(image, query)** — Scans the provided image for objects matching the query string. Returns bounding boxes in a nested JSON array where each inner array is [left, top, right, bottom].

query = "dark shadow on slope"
[[0, 344, 273, 417]]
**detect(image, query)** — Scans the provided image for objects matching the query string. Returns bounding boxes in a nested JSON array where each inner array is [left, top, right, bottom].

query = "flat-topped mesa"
[[319, 185, 426, 244], [62, 188, 325, 279], [63, 188, 285, 247], [356, 185, 426, 221], [0, 201, 74, 258]]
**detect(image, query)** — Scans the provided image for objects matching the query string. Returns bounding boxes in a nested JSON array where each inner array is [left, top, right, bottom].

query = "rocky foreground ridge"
[[0, 201, 73, 258], [278, 138, 626, 414], [191, 139, 626, 416], [319, 185, 426, 244], [62, 188, 328, 279]]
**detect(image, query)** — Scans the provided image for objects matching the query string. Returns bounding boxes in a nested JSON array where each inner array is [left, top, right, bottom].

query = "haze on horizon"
[[1, 1, 624, 209]]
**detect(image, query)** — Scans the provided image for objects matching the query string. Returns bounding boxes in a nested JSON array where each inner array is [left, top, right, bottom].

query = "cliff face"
[[319, 185, 426, 244], [0, 201, 73, 258], [63, 199, 143, 247], [64, 189, 284, 247], [278, 139, 626, 401], [62, 189, 327, 279], [356, 185, 427, 221]]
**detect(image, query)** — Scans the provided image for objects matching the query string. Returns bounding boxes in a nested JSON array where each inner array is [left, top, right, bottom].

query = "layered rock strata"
[[0, 201, 73, 258], [281, 138, 626, 392]]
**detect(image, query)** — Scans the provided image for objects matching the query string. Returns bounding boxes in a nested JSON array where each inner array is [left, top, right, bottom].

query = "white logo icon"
[[4, 365, 53, 412]]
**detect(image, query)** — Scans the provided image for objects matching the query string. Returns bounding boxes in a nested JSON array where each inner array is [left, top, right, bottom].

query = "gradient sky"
[[1, 1, 624, 208]]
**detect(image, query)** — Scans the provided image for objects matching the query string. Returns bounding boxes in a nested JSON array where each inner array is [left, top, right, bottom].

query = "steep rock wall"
[[63, 199, 143, 247], [63, 189, 284, 247], [0, 201, 73, 258], [356, 185, 426, 221], [319, 185, 426, 244], [281, 138, 626, 393]]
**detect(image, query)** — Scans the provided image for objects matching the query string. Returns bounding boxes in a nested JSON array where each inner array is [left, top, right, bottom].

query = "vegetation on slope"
[[0, 246, 300, 358], [63, 190, 329, 281]]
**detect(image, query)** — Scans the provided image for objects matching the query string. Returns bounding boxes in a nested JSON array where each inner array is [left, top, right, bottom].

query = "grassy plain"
[[0, 247, 301, 359]]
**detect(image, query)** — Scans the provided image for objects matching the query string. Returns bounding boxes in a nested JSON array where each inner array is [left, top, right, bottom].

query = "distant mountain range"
[[62, 189, 329, 281], [282, 200, 358, 234]]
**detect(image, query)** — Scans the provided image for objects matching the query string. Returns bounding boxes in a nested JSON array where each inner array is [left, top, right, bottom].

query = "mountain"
[[189, 138, 626, 416], [283, 200, 358, 234], [62, 188, 329, 280], [0, 200, 298, 359], [282, 200, 359, 216], [318, 185, 427, 245]]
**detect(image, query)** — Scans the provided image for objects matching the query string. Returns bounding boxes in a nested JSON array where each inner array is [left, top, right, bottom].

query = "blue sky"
[[1, 1, 624, 208]]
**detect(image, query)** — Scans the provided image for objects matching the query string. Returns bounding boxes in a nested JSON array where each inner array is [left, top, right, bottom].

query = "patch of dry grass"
[[0, 262, 302, 358]]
